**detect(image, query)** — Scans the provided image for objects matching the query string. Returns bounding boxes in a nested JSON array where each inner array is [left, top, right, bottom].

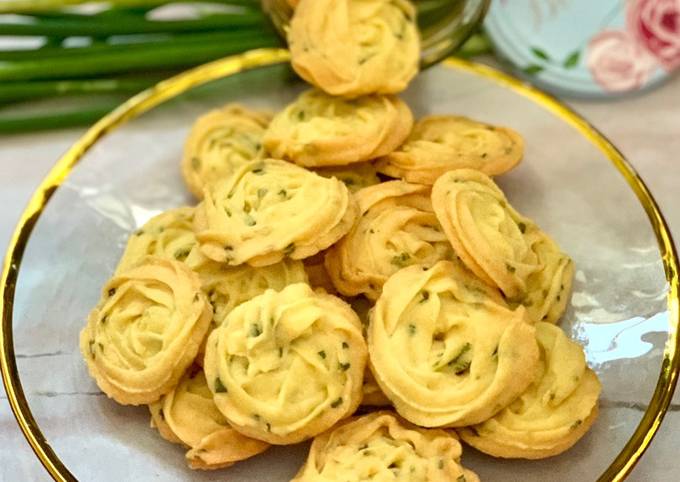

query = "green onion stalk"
[[0, 0, 491, 134]]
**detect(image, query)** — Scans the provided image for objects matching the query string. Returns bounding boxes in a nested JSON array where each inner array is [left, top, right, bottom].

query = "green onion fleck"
[[215, 378, 227, 393], [249, 324, 262, 337]]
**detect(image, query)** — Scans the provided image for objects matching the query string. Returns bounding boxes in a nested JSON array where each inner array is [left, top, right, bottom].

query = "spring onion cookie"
[[289, 0, 419, 97], [80, 257, 212, 405], [376, 115, 524, 184], [149, 367, 269, 469], [203, 283, 367, 444], [291, 411, 479, 482], [515, 230, 574, 324], [263, 89, 413, 167], [116, 207, 200, 274], [314, 161, 380, 193], [195, 258, 308, 327], [181, 104, 271, 199], [325, 181, 455, 300], [432, 168, 543, 300], [194, 159, 358, 266], [369, 261, 539, 427], [458, 322, 601, 459]]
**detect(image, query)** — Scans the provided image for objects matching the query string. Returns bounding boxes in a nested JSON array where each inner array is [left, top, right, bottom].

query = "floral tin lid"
[[484, 0, 679, 98]]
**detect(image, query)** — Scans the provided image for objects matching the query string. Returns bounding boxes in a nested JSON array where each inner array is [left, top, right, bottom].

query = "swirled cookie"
[[193, 159, 358, 266], [263, 90, 413, 167], [325, 181, 455, 299], [291, 411, 479, 482], [289, 0, 419, 97], [314, 161, 380, 193], [194, 257, 308, 327], [116, 207, 200, 274], [149, 367, 269, 469], [369, 261, 539, 427], [181, 104, 271, 198], [516, 230, 574, 324], [432, 169, 542, 300], [203, 283, 367, 444], [80, 257, 212, 405], [376, 115, 524, 184], [458, 322, 601, 459]]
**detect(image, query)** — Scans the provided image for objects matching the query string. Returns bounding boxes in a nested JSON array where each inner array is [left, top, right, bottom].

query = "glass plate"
[[1, 49, 678, 482]]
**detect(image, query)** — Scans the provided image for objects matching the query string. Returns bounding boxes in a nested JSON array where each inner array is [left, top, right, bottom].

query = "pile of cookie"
[[79, 0, 601, 480]]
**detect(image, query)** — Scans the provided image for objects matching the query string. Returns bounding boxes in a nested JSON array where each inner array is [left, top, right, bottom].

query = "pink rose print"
[[627, 0, 680, 72], [587, 30, 657, 92]]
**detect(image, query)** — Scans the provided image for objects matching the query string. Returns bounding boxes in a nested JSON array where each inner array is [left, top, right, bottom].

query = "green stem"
[[0, 33, 280, 81], [0, 77, 163, 103], [0, 103, 118, 134], [0, 29, 273, 60], [0, 0, 260, 14], [0, 11, 266, 36]]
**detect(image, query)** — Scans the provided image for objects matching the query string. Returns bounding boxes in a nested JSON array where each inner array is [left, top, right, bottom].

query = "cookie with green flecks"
[[193, 158, 357, 267], [149, 366, 269, 470], [325, 180, 455, 300], [457, 322, 601, 459], [263, 89, 412, 167], [80, 257, 212, 405], [289, 0, 419, 97], [291, 411, 479, 482], [368, 261, 539, 427], [115, 206, 201, 274], [181, 104, 271, 199], [376, 115, 523, 184], [203, 283, 367, 444]]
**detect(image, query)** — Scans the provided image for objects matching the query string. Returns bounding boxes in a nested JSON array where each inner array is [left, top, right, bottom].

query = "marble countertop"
[[1, 70, 679, 481]]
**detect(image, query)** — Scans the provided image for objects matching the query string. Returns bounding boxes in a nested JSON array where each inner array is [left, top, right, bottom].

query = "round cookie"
[[289, 0, 419, 97], [191, 258, 308, 366], [80, 257, 212, 405], [149, 367, 269, 469], [457, 322, 601, 459], [291, 411, 479, 482], [431, 169, 542, 300], [376, 115, 524, 184], [194, 257, 308, 328], [263, 89, 413, 167], [116, 207, 200, 274], [325, 181, 455, 300], [193, 159, 358, 267], [181, 104, 271, 199], [369, 261, 539, 427], [203, 283, 367, 444], [314, 161, 380, 193]]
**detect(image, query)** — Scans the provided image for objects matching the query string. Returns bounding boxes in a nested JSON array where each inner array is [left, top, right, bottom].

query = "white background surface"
[[1, 71, 679, 481]]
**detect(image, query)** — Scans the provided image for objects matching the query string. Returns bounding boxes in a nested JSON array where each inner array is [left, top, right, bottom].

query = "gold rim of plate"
[[0, 48, 678, 482]]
